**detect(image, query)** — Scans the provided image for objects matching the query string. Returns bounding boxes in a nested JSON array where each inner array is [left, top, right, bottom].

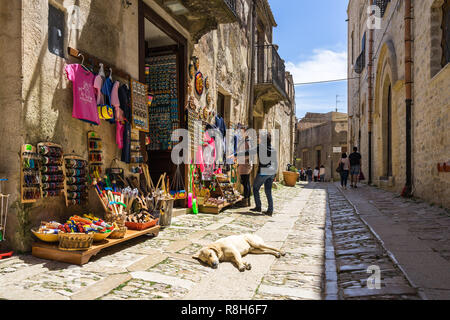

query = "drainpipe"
[[247, 0, 256, 128], [402, 0, 414, 197], [368, 27, 374, 185]]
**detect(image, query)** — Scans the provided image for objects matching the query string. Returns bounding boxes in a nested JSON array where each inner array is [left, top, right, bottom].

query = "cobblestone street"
[[1, 182, 449, 300]]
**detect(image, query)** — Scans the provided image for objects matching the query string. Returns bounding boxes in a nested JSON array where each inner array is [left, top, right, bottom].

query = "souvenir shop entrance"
[[139, 2, 187, 191]]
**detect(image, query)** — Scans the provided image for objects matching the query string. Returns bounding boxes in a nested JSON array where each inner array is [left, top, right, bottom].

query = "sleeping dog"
[[193, 234, 286, 272]]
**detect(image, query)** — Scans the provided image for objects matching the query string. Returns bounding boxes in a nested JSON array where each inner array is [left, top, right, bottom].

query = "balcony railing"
[[256, 44, 286, 98], [373, 0, 391, 17]]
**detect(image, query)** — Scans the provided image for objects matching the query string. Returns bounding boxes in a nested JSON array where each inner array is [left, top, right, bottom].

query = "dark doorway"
[[139, 0, 187, 188], [217, 92, 225, 119], [387, 85, 392, 177], [317, 149, 322, 168]]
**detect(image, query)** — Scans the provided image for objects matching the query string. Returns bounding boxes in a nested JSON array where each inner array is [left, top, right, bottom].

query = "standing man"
[[349, 147, 362, 188], [233, 131, 277, 216], [306, 167, 313, 183]]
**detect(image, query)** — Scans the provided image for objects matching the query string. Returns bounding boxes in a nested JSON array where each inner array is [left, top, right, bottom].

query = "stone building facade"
[[347, 0, 450, 208], [295, 112, 349, 181], [0, 0, 295, 251]]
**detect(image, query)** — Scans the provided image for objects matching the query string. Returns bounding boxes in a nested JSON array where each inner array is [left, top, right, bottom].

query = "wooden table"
[[32, 226, 160, 265]]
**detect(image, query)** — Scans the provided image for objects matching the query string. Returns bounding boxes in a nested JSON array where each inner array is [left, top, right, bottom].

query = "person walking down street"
[[306, 167, 313, 182], [313, 167, 319, 182], [339, 153, 351, 190], [320, 165, 326, 182], [349, 147, 362, 188], [235, 132, 277, 216]]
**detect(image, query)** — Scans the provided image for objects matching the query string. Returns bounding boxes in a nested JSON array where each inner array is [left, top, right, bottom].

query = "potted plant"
[[283, 166, 299, 187]]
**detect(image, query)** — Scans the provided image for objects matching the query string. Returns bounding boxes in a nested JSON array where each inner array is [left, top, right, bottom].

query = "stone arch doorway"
[[381, 76, 393, 178], [375, 42, 398, 183]]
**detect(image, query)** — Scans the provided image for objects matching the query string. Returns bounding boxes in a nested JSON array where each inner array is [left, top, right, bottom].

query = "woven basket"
[[125, 218, 159, 231], [104, 212, 126, 227], [109, 226, 128, 239], [58, 232, 94, 251]]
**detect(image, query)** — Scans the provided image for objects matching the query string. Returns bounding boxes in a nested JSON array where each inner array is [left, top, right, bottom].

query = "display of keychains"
[[131, 78, 150, 132], [146, 54, 178, 151], [87, 131, 103, 180], [37, 142, 64, 199], [20, 144, 42, 203], [63, 156, 88, 207], [129, 129, 144, 168]]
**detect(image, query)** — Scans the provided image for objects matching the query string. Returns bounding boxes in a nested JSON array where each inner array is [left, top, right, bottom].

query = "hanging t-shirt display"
[[65, 64, 100, 125]]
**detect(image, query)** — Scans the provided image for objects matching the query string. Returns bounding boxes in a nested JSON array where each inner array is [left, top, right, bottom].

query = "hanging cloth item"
[[65, 63, 100, 125], [98, 77, 115, 122]]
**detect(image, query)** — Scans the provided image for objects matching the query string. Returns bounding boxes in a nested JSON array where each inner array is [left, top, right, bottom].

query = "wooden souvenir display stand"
[[198, 176, 243, 215], [32, 227, 160, 265], [20, 144, 42, 203], [63, 155, 88, 207]]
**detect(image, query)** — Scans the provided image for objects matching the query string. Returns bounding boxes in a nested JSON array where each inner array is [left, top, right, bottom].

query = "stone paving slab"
[[258, 284, 321, 300], [72, 274, 132, 300]]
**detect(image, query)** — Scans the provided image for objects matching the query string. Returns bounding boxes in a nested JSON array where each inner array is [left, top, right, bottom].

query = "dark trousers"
[[253, 175, 275, 211], [340, 170, 349, 187], [240, 174, 251, 199]]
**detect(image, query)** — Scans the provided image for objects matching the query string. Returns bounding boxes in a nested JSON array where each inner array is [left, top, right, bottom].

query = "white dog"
[[193, 234, 286, 272]]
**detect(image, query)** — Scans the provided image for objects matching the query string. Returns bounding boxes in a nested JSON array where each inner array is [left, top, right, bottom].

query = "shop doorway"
[[139, 2, 187, 187]]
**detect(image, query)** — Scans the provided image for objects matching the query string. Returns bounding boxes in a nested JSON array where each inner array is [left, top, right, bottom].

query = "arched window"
[[431, 0, 450, 76]]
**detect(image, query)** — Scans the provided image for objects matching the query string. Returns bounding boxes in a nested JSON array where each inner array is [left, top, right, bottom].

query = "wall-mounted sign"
[[333, 147, 342, 153], [195, 72, 204, 96]]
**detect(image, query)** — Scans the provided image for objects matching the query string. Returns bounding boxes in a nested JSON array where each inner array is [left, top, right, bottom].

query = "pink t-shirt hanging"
[[111, 81, 124, 121], [65, 64, 100, 125], [93, 75, 104, 106]]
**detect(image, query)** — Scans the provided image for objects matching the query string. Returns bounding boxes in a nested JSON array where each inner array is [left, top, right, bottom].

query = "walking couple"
[[230, 128, 277, 216], [338, 147, 362, 190]]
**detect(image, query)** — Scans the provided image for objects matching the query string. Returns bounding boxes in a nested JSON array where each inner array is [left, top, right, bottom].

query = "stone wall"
[[191, 0, 252, 126], [347, 0, 450, 208]]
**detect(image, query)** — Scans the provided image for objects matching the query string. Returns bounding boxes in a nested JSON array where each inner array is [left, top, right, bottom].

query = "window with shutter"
[[48, 4, 65, 58]]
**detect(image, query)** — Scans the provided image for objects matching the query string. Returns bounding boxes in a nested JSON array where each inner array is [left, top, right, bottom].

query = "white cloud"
[[286, 49, 347, 84]]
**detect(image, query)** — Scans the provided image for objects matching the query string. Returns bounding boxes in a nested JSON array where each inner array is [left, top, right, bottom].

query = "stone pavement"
[[1, 182, 447, 300], [336, 182, 450, 300], [327, 184, 420, 300], [0, 183, 329, 300]]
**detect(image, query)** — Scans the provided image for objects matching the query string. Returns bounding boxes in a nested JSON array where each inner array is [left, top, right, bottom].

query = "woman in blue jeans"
[[234, 132, 277, 216], [339, 153, 351, 190]]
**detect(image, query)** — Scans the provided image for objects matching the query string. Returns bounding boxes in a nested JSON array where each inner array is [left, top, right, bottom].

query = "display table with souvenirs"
[[25, 141, 170, 265], [193, 167, 243, 215]]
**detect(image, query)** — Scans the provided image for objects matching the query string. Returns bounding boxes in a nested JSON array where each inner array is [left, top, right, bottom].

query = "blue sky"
[[269, 0, 349, 119]]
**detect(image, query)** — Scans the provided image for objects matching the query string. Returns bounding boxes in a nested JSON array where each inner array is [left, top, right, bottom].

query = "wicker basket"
[[125, 218, 159, 231], [58, 232, 94, 251], [104, 212, 126, 227], [109, 226, 128, 239]]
